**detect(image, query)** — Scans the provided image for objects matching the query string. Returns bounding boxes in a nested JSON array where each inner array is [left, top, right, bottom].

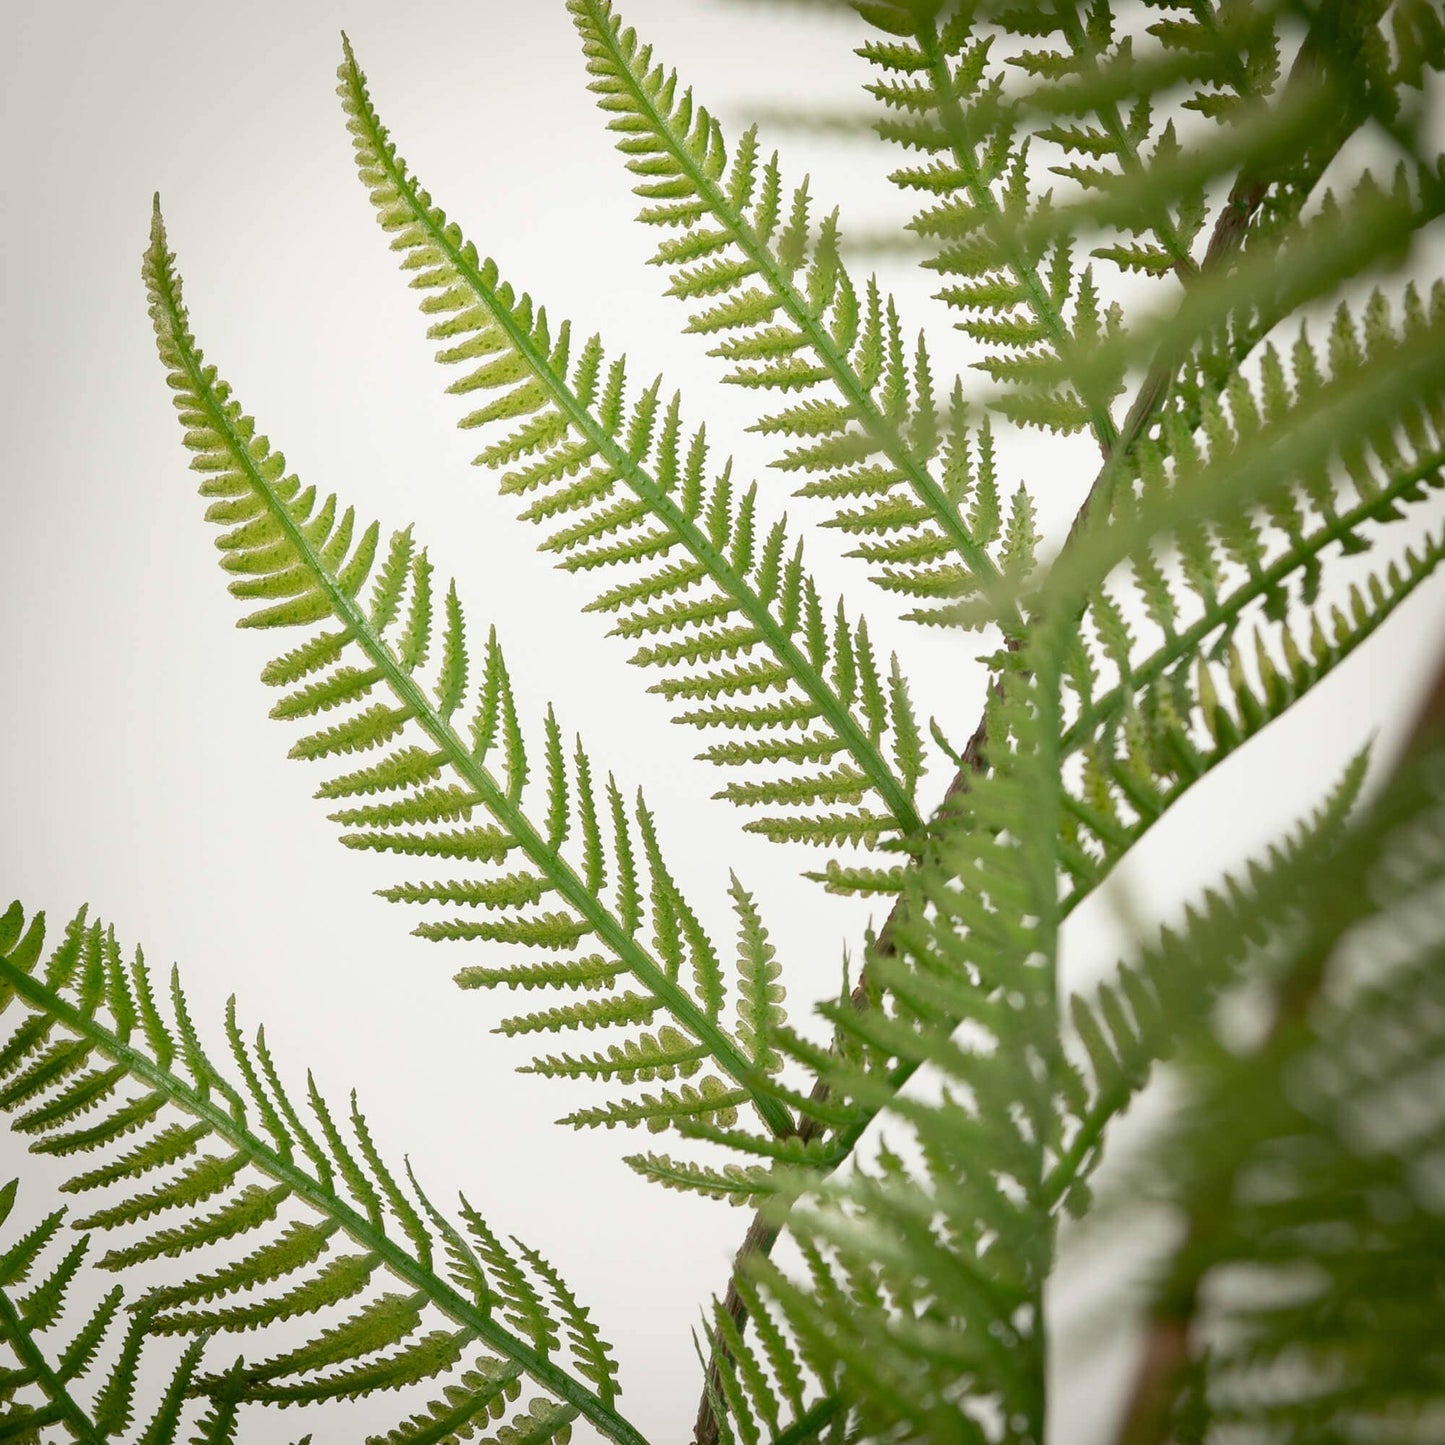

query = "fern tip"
[[147, 194, 168, 254]]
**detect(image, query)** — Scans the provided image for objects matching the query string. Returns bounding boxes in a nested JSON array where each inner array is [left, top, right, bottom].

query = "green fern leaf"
[[337, 38, 927, 853], [144, 203, 797, 1151], [568, 0, 1023, 624]]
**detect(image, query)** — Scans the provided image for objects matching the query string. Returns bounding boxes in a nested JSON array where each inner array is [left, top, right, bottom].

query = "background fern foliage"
[[2, 1, 1444, 1443]]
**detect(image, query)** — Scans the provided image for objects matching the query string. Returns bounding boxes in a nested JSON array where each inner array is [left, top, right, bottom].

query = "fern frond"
[[699, 1267, 834, 1445], [569, 0, 1024, 625], [365, 1356, 523, 1445], [337, 38, 928, 852], [143, 203, 798, 1151], [0, 902, 642, 1445], [1000, 0, 1282, 272], [1099, 729, 1445, 1442], [854, 3, 1128, 445], [1039, 287, 1445, 901], [0, 1180, 213, 1445]]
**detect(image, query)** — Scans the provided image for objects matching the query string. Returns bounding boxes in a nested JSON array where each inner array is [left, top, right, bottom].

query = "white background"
[[2, 2, 1443, 1441]]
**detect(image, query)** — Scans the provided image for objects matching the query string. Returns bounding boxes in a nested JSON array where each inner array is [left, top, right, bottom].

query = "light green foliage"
[[0, 1178, 222, 1445], [337, 37, 927, 853], [0, 903, 632, 1445], [4, 1, 1445, 1442], [143, 206, 796, 1152]]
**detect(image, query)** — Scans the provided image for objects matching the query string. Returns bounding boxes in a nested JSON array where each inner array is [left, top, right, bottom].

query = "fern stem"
[[0, 1284, 106, 1445], [339, 46, 923, 845], [0, 959, 652, 1445], [689, 37, 1355, 1430], [148, 225, 796, 1144], [912, 18, 1122, 455], [573, 1, 1011, 615], [1022, 628, 1067, 1445]]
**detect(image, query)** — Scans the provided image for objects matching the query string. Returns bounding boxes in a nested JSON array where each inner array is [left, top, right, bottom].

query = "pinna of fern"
[[338, 35, 932, 855], [0, 899, 639, 1445], [593, 623, 1072, 1441], [0, 1178, 228, 1445], [569, 0, 1041, 630], [622, 633, 1069, 1211], [144, 200, 809, 1166]]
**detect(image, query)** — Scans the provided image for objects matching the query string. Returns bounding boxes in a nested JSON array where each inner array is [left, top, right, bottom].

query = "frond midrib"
[[0, 957, 648, 1445], [576, 1, 1010, 610], [342, 48, 922, 841], [150, 236, 795, 1144], [0, 1281, 105, 1445], [912, 20, 1122, 455]]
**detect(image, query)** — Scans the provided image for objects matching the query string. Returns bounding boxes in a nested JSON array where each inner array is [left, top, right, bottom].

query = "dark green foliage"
[[1095, 740, 1445, 1443]]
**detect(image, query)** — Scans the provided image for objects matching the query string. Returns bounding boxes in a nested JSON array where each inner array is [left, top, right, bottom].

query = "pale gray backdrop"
[[2, 2, 1442, 1441]]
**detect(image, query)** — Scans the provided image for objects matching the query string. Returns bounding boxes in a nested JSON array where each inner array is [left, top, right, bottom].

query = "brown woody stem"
[[690, 9, 1371, 1442]]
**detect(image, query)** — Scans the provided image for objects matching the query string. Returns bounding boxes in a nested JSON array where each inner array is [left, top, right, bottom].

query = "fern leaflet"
[[143, 203, 799, 1159], [0, 902, 638, 1445]]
